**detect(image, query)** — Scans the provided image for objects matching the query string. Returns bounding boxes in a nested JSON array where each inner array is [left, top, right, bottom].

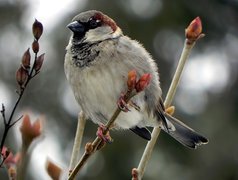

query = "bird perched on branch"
[[64, 10, 208, 148]]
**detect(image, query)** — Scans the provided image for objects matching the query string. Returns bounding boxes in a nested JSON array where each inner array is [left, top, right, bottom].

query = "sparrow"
[[64, 10, 208, 148]]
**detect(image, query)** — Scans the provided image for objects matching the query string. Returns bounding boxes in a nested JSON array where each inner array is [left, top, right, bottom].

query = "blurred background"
[[0, 0, 238, 179]]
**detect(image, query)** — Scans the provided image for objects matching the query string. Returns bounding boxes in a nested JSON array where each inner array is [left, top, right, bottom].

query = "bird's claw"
[[117, 93, 130, 112], [96, 125, 113, 144]]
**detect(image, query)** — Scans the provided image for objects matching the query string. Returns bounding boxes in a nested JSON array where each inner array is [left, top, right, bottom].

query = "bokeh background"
[[0, 0, 238, 179]]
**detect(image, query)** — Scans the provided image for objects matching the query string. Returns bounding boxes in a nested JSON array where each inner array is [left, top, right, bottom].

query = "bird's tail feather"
[[161, 113, 209, 149]]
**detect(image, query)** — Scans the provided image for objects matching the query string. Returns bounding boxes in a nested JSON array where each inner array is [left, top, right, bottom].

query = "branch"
[[0, 104, 7, 125], [17, 114, 42, 180], [68, 90, 135, 180], [134, 17, 204, 179], [68, 111, 86, 175], [0, 19, 44, 164], [16, 144, 29, 180]]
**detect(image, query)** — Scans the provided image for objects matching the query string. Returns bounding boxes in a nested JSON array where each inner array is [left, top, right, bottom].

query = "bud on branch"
[[34, 53, 45, 73], [21, 48, 31, 69], [20, 114, 42, 148], [127, 70, 137, 91], [185, 17, 204, 43], [32, 40, 39, 53], [135, 73, 151, 92], [16, 67, 28, 87], [32, 19, 43, 40]]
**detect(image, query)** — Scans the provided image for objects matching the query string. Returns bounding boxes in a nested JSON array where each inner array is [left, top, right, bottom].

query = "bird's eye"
[[88, 18, 101, 29]]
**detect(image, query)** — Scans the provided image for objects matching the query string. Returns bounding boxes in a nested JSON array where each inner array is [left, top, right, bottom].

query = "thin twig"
[[68, 111, 86, 176], [1, 104, 6, 125], [0, 155, 7, 168], [135, 39, 196, 179], [68, 90, 136, 180], [10, 115, 24, 128]]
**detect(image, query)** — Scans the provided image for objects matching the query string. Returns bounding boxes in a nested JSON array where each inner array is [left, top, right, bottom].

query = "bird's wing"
[[130, 126, 151, 140]]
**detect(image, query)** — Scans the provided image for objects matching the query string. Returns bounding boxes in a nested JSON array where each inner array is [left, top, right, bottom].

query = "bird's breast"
[[65, 54, 146, 128]]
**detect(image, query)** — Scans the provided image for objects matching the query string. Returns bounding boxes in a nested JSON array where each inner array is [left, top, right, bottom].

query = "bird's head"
[[67, 10, 122, 44]]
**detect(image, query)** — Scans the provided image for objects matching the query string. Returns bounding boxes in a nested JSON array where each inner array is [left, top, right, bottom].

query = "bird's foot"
[[96, 124, 113, 144], [117, 93, 130, 112]]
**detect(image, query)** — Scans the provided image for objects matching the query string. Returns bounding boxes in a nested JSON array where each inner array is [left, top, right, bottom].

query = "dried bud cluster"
[[15, 19, 44, 88], [32, 19, 44, 73], [0, 19, 45, 176], [127, 70, 152, 93]]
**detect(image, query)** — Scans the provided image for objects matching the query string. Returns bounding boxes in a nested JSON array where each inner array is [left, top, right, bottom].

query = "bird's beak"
[[67, 21, 85, 33]]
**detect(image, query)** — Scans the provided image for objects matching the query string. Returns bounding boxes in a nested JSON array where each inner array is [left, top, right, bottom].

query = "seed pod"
[[16, 66, 28, 87], [32, 40, 39, 53], [34, 53, 45, 72], [21, 48, 31, 69], [32, 19, 43, 40]]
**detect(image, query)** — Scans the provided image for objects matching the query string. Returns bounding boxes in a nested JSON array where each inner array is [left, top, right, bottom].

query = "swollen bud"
[[135, 73, 151, 93], [1, 146, 10, 159], [20, 114, 42, 148], [34, 53, 45, 72], [127, 70, 137, 91], [32, 19, 43, 40], [185, 17, 203, 42], [21, 48, 31, 69], [16, 66, 28, 87], [165, 106, 175, 116], [32, 40, 39, 53], [46, 159, 62, 180]]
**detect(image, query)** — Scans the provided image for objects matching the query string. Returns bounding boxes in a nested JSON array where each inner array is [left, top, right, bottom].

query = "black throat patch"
[[70, 41, 100, 68]]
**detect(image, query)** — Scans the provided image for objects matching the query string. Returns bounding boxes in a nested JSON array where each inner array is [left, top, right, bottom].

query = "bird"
[[64, 10, 208, 149]]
